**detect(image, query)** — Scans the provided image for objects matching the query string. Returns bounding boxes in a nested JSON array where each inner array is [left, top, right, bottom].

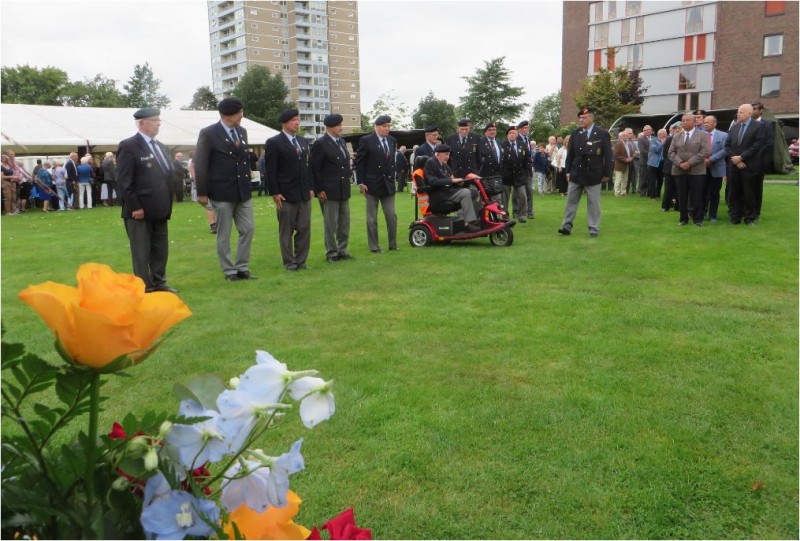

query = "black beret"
[[517, 120, 529, 128], [457, 118, 470, 127], [218, 97, 243, 115], [424, 125, 439, 133], [692, 109, 707, 116], [434, 144, 451, 153], [278, 109, 300, 124], [506, 126, 518, 135], [578, 107, 592, 117], [374, 115, 392, 126], [323, 113, 343, 127], [483, 122, 496, 132], [133, 107, 160, 119]]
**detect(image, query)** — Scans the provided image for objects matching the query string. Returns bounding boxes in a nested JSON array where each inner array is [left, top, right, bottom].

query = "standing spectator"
[[725, 103, 767, 226], [266, 108, 313, 269], [535, 144, 551, 196], [7, 151, 31, 213], [395, 145, 409, 193], [638, 125, 653, 196], [170, 151, 187, 203], [355, 115, 398, 253], [101, 152, 117, 206], [625, 129, 638, 194], [702, 116, 728, 222], [64, 152, 78, 209], [36, 161, 55, 212], [256, 151, 266, 197], [558, 108, 613, 238], [668, 113, 710, 227], [415, 126, 439, 161], [661, 123, 681, 212], [310, 113, 354, 263], [76, 156, 94, 209], [750, 102, 774, 220], [544, 135, 558, 193], [446, 118, 481, 178], [555, 137, 570, 196], [517, 120, 534, 218], [478, 121, 503, 206], [53, 160, 69, 211], [501, 126, 529, 222], [646, 129, 667, 200], [613, 131, 634, 196], [196, 97, 257, 280], [1, 154, 20, 215], [116, 107, 177, 293], [89, 154, 103, 205]]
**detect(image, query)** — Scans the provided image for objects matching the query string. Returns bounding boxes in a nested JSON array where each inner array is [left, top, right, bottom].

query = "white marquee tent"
[[0, 104, 279, 154]]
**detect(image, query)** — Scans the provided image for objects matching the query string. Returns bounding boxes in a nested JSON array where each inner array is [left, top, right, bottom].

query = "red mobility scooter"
[[408, 156, 515, 247]]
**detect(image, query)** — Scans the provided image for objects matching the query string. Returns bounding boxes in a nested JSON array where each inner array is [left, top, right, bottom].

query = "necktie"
[[292, 137, 301, 156], [490, 139, 499, 161], [460, 137, 465, 147], [684, 132, 690, 145], [738, 123, 747, 145], [381, 138, 389, 156], [513, 142, 518, 156], [150, 140, 169, 174], [230, 128, 240, 148], [339, 138, 348, 159]]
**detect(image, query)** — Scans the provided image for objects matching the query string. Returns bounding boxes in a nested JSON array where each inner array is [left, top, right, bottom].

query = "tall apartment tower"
[[208, 0, 361, 137], [560, 1, 798, 126]]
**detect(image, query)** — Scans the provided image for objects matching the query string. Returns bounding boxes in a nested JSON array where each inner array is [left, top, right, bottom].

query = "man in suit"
[[446, 118, 481, 178], [64, 151, 78, 209], [415, 126, 439, 161], [637, 125, 653, 196], [355, 114, 398, 253], [669, 113, 710, 226], [266, 108, 314, 270], [702, 116, 728, 222], [501, 126, 529, 222], [725, 103, 767, 226], [395, 145, 409, 192], [195, 97, 257, 281], [660, 122, 681, 212], [102, 152, 118, 206], [422, 144, 481, 232], [171, 151, 187, 203], [557, 108, 613, 238], [613, 130, 633, 196], [311, 113, 353, 263], [751, 102, 774, 220], [516, 120, 535, 219], [116, 107, 176, 293]]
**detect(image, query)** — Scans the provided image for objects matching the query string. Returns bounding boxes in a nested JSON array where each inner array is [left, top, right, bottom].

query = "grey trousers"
[[560, 181, 601, 234], [365, 193, 397, 251], [322, 198, 351, 257], [504, 185, 528, 218], [524, 173, 534, 216], [277, 199, 311, 269], [125, 218, 168, 289], [211, 199, 254, 276]]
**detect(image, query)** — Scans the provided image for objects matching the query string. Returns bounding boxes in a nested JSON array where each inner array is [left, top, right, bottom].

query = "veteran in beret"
[[116, 107, 178, 293], [422, 143, 482, 233], [194, 97, 257, 282], [445, 118, 482, 178], [414, 125, 440, 161], [310, 113, 354, 263]]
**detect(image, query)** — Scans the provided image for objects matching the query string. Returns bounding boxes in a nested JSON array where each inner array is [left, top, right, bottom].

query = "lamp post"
[[419, 113, 428, 129]]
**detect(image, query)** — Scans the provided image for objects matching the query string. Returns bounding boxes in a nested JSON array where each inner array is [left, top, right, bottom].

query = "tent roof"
[[0, 104, 279, 154]]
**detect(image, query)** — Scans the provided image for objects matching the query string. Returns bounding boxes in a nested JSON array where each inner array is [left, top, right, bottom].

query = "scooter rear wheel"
[[409, 224, 432, 247]]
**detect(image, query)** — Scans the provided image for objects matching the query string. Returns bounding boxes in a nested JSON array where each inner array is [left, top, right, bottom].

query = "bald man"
[[725, 104, 767, 226]]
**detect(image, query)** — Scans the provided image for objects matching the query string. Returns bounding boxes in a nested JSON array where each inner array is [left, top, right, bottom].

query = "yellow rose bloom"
[[225, 490, 311, 540], [18, 263, 191, 370]]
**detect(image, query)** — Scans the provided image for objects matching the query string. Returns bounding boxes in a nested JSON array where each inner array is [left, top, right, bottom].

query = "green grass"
[[2, 186, 798, 539]]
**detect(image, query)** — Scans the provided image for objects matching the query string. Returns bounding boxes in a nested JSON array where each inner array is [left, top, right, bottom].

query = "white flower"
[[220, 460, 272, 513], [216, 389, 286, 454], [165, 400, 231, 469], [288, 377, 336, 428]]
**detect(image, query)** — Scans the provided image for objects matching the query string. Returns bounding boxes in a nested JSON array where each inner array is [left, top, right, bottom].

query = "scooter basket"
[[480, 176, 504, 195]]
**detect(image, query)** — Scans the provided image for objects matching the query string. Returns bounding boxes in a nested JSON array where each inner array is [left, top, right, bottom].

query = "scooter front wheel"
[[489, 227, 514, 247]]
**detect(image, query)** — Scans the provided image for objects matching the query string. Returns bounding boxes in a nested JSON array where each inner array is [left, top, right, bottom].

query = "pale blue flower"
[[140, 488, 219, 540], [288, 376, 336, 428], [165, 399, 231, 469], [265, 438, 305, 508], [220, 459, 272, 513]]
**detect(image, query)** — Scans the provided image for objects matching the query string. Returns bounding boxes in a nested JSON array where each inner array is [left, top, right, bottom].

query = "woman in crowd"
[[35, 161, 56, 212], [76, 155, 94, 209], [551, 138, 568, 196], [647, 129, 667, 200], [53, 160, 70, 211], [1, 154, 20, 215]]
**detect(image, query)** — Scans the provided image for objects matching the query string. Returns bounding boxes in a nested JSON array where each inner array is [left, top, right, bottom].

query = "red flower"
[[307, 527, 322, 540], [108, 422, 127, 440], [322, 509, 371, 540]]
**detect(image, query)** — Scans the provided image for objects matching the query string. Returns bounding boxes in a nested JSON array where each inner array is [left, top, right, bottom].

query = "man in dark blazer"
[[195, 97, 257, 281], [558, 108, 613, 238], [446, 118, 481, 178], [477, 122, 503, 179], [310, 113, 353, 263], [725, 103, 767, 226], [516, 120, 535, 218], [415, 126, 439, 161], [660, 122, 680, 212], [395, 145, 409, 192], [266, 108, 313, 270], [668, 113, 710, 226], [355, 114, 398, 253], [750, 102, 774, 219], [501, 126, 530, 222], [116, 107, 176, 293], [170, 151, 187, 203]]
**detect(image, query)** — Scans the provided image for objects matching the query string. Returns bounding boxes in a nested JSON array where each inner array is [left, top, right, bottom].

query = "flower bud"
[[229, 377, 240, 389], [127, 435, 150, 458], [112, 476, 130, 491], [158, 420, 173, 438], [144, 447, 159, 471]]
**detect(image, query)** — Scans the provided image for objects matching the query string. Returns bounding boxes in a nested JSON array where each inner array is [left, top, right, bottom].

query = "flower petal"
[[130, 292, 192, 349], [18, 281, 78, 341], [68, 304, 141, 368], [299, 391, 335, 428], [77, 262, 145, 325], [225, 490, 310, 540], [287, 376, 325, 401]]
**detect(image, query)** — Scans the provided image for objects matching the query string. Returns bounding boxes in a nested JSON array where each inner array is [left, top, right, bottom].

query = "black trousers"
[[647, 166, 662, 199], [704, 174, 723, 220], [125, 218, 169, 289], [728, 166, 759, 224], [661, 172, 678, 211], [675, 173, 705, 224]]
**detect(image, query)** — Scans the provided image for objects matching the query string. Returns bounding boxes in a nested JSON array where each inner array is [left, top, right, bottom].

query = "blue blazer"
[[706, 130, 728, 178], [647, 139, 664, 168]]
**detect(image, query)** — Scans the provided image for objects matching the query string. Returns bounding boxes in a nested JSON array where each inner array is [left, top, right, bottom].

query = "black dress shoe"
[[150, 285, 179, 293], [237, 270, 258, 280], [298, 264, 310, 270], [389, 247, 400, 251], [338, 253, 355, 260], [326, 255, 340, 263], [589, 231, 598, 238], [678, 221, 688, 226], [225, 274, 240, 281], [557, 227, 571, 235], [371, 249, 384, 254]]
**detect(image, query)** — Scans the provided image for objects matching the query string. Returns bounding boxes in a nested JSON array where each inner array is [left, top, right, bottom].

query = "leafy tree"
[[359, 113, 373, 132], [184, 86, 219, 111], [232, 66, 293, 129], [366, 91, 412, 130], [528, 91, 562, 144], [63, 75, 126, 107], [572, 67, 648, 129], [1, 65, 69, 105], [123, 62, 170, 108], [458, 57, 528, 130], [411, 92, 458, 135]]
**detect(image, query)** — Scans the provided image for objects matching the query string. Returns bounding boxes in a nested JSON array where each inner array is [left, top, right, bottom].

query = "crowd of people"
[[2, 99, 779, 292]]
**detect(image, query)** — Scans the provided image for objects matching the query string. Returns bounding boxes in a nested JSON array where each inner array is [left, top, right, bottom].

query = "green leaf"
[[10, 365, 30, 387], [173, 373, 226, 411], [1, 339, 26, 367]]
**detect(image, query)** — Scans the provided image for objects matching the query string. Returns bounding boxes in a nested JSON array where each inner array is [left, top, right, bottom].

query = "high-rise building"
[[208, 0, 361, 137], [560, 1, 798, 126]]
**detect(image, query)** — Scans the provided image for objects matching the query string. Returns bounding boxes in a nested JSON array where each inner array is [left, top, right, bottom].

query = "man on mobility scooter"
[[422, 144, 482, 233]]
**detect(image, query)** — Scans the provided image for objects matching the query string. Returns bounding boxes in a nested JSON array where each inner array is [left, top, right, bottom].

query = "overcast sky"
[[1, 0, 563, 118]]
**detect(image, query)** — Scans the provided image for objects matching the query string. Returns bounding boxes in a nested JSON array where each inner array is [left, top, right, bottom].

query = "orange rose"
[[225, 490, 311, 540], [18, 263, 191, 371]]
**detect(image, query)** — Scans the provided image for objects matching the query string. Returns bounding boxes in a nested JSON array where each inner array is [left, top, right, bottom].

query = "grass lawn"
[[2, 185, 798, 539]]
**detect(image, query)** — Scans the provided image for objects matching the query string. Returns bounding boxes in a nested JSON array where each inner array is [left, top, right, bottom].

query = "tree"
[[359, 113, 373, 133], [232, 66, 293, 129], [184, 86, 219, 111], [458, 57, 528, 130], [123, 62, 170, 108], [528, 91, 562, 144], [411, 92, 458, 135], [63, 75, 126, 107], [1, 65, 69, 105], [572, 67, 648, 129], [366, 91, 412, 130]]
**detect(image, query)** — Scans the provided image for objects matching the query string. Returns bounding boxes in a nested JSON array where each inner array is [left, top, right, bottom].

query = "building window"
[[764, 34, 783, 56], [765, 1, 785, 15], [625, 0, 641, 16], [333, 93, 338, 98], [331, 32, 337, 39], [272, 12, 279, 18], [592, 2, 603, 22], [686, 7, 702, 33], [332, 68, 339, 74], [250, 9, 257, 15], [331, 7, 336, 14], [593, 49, 602, 72], [252, 36, 259, 42], [761, 75, 780, 97], [348, 47, 355, 52], [593, 23, 609, 48], [606, 48, 616, 70], [273, 25, 279, 31], [634, 16, 644, 41], [678, 92, 699, 111], [253, 50, 259, 55], [350, 93, 356, 99], [251, 23, 258, 28], [273, 38, 280, 44], [350, 70, 355, 75], [348, 11, 354, 17], [273, 51, 281, 57], [608, 1, 617, 19], [679, 65, 697, 90], [348, 35, 354, 41], [621, 18, 630, 43], [348, 24, 353, 29], [684, 34, 707, 61], [331, 21, 336, 26]]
